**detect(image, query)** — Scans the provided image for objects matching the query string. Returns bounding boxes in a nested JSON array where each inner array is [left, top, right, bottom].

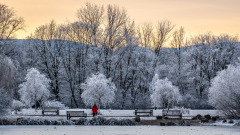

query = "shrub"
[[192, 114, 202, 120], [156, 116, 162, 120], [196, 114, 202, 119], [44, 100, 66, 109], [204, 115, 211, 120], [211, 116, 219, 121], [89, 116, 106, 125], [135, 116, 140, 122], [160, 122, 165, 126], [12, 100, 24, 113], [119, 119, 135, 126], [16, 118, 30, 125], [76, 118, 88, 125], [201, 118, 209, 123], [229, 119, 234, 123], [0, 119, 12, 125], [234, 122, 240, 126], [166, 122, 175, 126], [0, 117, 135, 126], [104, 118, 119, 125]]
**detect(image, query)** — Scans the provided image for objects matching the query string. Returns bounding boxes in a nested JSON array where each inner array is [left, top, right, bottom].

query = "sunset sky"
[[2, 0, 240, 39]]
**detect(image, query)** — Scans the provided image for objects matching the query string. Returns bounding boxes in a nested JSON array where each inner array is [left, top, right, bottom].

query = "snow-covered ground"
[[1, 126, 240, 135], [17, 108, 223, 117]]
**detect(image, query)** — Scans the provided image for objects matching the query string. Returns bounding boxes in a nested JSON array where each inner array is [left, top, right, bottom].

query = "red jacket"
[[92, 105, 98, 113]]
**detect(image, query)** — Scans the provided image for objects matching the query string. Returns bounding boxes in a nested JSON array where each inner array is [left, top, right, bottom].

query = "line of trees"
[[1, 3, 240, 117]]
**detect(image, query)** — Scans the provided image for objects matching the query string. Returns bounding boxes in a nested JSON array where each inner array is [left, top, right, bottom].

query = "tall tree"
[[76, 2, 104, 46], [102, 4, 128, 77], [170, 26, 185, 94], [28, 20, 65, 100], [0, 4, 25, 54]]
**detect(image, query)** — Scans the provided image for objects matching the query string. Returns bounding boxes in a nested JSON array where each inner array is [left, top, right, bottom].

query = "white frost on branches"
[[150, 76, 182, 108], [208, 64, 240, 117], [19, 68, 51, 108], [81, 73, 117, 108]]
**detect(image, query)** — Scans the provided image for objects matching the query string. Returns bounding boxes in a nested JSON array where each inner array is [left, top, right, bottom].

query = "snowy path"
[[1, 126, 240, 135]]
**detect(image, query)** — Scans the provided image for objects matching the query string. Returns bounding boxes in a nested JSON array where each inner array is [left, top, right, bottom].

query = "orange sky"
[[2, 0, 240, 39]]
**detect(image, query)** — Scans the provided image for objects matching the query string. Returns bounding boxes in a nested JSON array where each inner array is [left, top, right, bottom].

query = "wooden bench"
[[135, 109, 153, 117], [42, 107, 59, 116], [66, 111, 87, 120], [162, 109, 182, 119]]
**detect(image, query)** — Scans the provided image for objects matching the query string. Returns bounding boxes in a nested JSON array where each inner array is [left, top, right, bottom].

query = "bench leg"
[[67, 114, 70, 120]]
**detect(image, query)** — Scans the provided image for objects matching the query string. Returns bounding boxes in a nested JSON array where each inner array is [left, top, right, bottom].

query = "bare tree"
[[152, 20, 175, 72], [137, 23, 153, 48], [28, 20, 65, 100], [0, 4, 25, 40], [0, 4, 25, 55], [102, 4, 128, 77], [153, 20, 174, 56], [76, 2, 104, 46], [170, 26, 185, 94]]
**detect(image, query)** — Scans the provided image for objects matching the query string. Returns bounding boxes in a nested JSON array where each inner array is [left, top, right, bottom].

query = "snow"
[[14, 109, 224, 121], [0, 126, 240, 135], [18, 108, 223, 116]]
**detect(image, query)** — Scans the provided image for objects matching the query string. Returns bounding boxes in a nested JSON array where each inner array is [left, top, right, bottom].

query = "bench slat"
[[162, 110, 182, 119], [66, 111, 87, 120], [135, 109, 153, 117], [42, 107, 59, 116]]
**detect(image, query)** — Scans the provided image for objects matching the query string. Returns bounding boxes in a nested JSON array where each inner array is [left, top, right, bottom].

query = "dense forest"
[[1, 3, 240, 111]]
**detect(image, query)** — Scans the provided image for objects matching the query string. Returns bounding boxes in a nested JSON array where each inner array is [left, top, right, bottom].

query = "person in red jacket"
[[92, 104, 98, 117]]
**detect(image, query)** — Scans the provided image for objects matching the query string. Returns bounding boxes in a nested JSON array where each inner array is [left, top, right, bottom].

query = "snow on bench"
[[66, 111, 87, 120], [42, 107, 59, 116], [135, 109, 153, 117], [162, 109, 182, 119]]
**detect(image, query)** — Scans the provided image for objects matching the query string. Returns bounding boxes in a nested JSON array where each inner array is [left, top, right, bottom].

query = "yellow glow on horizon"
[[1, 0, 240, 39]]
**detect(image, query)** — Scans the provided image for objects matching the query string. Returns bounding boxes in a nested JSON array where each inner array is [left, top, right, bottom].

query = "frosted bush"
[[19, 68, 51, 109], [76, 118, 88, 125], [209, 64, 240, 118], [12, 100, 24, 113], [119, 119, 135, 125], [89, 116, 107, 125], [104, 118, 119, 125], [81, 73, 117, 108], [44, 100, 66, 109], [150, 76, 182, 108]]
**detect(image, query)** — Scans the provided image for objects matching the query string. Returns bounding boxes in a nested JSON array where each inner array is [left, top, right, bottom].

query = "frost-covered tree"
[[0, 88, 11, 115], [150, 77, 182, 109], [209, 64, 240, 118], [149, 74, 159, 94], [11, 100, 24, 114], [0, 55, 16, 94], [28, 20, 65, 100], [19, 68, 51, 109], [0, 55, 16, 115], [81, 73, 116, 108]]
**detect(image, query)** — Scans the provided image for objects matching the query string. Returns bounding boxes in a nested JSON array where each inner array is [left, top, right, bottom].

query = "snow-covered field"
[[18, 108, 223, 117], [1, 126, 240, 135]]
